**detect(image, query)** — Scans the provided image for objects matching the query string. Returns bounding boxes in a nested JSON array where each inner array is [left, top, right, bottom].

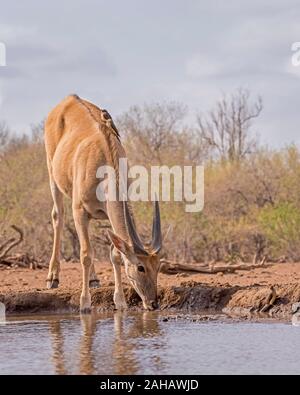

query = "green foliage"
[[258, 203, 300, 260]]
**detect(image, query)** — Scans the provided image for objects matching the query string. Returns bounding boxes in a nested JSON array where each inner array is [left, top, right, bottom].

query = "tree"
[[117, 102, 188, 164], [0, 121, 10, 151], [197, 89, 263, 162], [30, 120, 45, 143]]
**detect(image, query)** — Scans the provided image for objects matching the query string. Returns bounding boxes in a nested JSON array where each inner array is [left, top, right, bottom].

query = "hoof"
[[80, 307, 92, 315], [89, 279, 100, 289], [114, 293, 128, 311], [114, 305, 128, 311], [46, 279, 59, 289]]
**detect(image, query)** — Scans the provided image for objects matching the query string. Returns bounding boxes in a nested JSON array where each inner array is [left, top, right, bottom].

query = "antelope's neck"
[[106, 200, 130, 243]]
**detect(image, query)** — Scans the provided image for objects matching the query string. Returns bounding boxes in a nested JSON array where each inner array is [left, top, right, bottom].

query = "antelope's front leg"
[[110, 246, 128, 310], [89, 262, 100, 289], [73, 206, 93, 314]]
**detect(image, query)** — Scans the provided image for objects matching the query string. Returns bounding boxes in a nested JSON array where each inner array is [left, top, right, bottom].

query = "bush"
[[259, 203, 300, 261], [2, 96, 300, 264]]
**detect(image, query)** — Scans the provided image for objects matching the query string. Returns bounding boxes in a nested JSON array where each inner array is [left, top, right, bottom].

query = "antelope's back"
[[44, 94, 100, 161], [44, 95, 125, 202]]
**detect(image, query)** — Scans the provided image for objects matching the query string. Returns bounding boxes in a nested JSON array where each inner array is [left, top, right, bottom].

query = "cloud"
[[0, 24, 37, 44], [47, 46, 116, 76], [185, 2, 300, 83], [0, 66, 26, 79], [0, 41, 116, 80], [0, 0, 299, 147], [186, 55, 223, 78]]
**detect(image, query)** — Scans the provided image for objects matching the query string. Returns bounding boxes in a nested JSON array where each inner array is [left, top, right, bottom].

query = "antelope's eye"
[[138, 265, 145, 273]]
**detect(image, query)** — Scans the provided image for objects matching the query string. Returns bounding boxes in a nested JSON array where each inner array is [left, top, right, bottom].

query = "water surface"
[[0, 312, 299, 375]]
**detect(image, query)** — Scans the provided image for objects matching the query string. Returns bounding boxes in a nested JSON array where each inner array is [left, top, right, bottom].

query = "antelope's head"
[[108, 201, 162, 311]]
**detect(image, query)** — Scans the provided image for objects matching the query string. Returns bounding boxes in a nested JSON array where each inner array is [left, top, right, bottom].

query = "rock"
[[0, 302, 5, 322], [292, 314, 300, 327], [292, 302, 300, 314]]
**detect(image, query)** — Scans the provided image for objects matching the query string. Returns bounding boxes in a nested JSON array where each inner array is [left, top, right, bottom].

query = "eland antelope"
[[44, 95, 162, 313]]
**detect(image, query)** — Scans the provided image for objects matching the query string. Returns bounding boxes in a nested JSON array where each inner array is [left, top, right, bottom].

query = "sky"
[[0, 0, 300, 147]]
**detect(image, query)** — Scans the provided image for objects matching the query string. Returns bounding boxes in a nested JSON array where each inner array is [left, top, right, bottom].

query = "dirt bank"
[[1, 261, 300, 319]]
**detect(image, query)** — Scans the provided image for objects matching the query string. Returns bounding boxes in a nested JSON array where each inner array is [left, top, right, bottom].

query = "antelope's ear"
[[107, 230, 132, 256]]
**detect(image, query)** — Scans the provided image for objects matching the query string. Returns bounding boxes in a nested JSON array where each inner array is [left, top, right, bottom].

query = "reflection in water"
[[112, 312, 164, 375], [49, 312, 164, 375], [3, 317, 300, 374], [112, 312, 138, 375], [49, 320, 67, 375], [79, 314, 97, 375]]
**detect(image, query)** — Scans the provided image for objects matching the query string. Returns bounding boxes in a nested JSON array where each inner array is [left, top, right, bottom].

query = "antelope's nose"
[[150, 300, 159, 310]]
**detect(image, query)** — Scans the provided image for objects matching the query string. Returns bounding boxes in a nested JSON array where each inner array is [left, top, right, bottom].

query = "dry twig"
[[160, 256, 270, 275]]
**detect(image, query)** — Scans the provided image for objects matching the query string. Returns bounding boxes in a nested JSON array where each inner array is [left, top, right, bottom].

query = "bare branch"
[[160, 257, 270, 275], [0, 225, 24, 259], [197, 89, 263, 162]]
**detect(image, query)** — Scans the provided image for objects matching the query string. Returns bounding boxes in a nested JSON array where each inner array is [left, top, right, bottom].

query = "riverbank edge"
[[1, 281, 299, 320]]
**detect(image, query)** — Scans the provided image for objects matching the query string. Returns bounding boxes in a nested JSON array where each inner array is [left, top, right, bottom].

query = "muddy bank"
[[1, 282, 299, 320], [1, 261, 300, 319]]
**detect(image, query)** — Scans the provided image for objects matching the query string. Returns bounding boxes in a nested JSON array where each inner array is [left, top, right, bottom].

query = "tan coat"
[[44, 95, 162, 312]]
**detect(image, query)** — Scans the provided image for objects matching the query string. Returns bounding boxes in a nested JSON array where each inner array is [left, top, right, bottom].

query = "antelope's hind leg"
[[47, 180, 64, 289]]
